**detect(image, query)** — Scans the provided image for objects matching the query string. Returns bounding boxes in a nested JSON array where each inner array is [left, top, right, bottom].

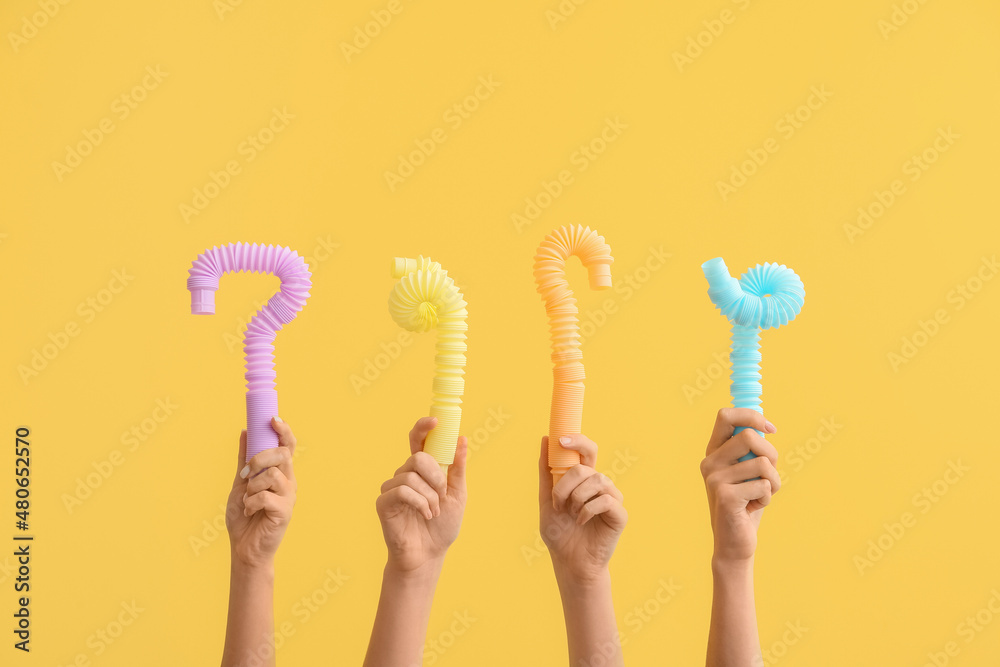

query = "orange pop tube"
[[388, 256, 468, 476], [533, 226, 613, 485]]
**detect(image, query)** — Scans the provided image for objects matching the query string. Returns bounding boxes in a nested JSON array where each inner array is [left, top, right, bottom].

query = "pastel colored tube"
[[388, 256, 468, 477], [701, 258, 805, 461], [534, 225, 613, 485], [187, 243, 312, 462]]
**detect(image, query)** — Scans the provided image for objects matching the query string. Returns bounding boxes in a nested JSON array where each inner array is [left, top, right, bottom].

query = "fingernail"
[[273, 416, 283, 424], [240, 465, 250, 479], [242, 493, 248, 504], [559, 436, 571, 446], [764, 420, 777, 434]]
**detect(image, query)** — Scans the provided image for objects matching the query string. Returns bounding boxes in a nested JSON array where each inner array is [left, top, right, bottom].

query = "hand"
[[700, 408, 781, 565], [225, 417, 298, 570], [539, 435, 627, 584], [375, 417, 468, 574]]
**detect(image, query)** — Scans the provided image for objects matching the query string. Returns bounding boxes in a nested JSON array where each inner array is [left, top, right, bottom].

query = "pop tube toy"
[[388, 256, 468, 476], [701, 258, 805, 460], [187, 243, 312, 462], [534, 226, 614, 485]]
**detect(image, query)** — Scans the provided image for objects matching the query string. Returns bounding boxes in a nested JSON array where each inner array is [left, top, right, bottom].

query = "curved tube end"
[[391, 257, 417, 278], [701, 257, 731, 285], [589, 264, 613, 290], [190, 288, 216, 315]]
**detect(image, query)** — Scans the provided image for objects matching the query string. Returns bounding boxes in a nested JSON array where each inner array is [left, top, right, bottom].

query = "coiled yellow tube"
[[533, 226, 613, 485], [388, 256, 468, 476]]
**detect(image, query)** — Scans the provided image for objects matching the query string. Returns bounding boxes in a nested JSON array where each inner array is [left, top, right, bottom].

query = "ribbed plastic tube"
[[187, 243, 312, 462], [534, 226, 614, 485], [388, 256, 468, 477], [701, 258, 804, 460]]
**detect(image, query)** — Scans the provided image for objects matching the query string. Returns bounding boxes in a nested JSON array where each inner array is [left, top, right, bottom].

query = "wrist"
[[551, 558, 612, 592], [230, 554, 275, 584], [385, 555, 445, 586], [711, 554, 754, 580]]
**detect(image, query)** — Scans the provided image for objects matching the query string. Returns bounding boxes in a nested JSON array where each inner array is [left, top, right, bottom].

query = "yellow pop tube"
[[388, 256, 468, 476], [533, 226, 613, 485]]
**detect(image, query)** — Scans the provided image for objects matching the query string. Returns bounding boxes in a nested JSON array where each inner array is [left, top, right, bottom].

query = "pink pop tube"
[[187, 243, 312, 462]]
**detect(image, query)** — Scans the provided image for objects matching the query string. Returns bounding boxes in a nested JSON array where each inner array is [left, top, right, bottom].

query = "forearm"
[[364, 558, 443, 667], [707, 557, 760, 667], [221, 556, 276, 667], [553, 565, 623, 667]]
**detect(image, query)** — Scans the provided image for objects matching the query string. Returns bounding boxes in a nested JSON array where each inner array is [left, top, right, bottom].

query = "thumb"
[[448, 436, 468, 491], [538, 436, 553, 505]]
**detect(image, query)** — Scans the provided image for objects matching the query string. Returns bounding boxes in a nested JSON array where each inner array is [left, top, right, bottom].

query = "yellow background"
[[3, 0, 999, 664]]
